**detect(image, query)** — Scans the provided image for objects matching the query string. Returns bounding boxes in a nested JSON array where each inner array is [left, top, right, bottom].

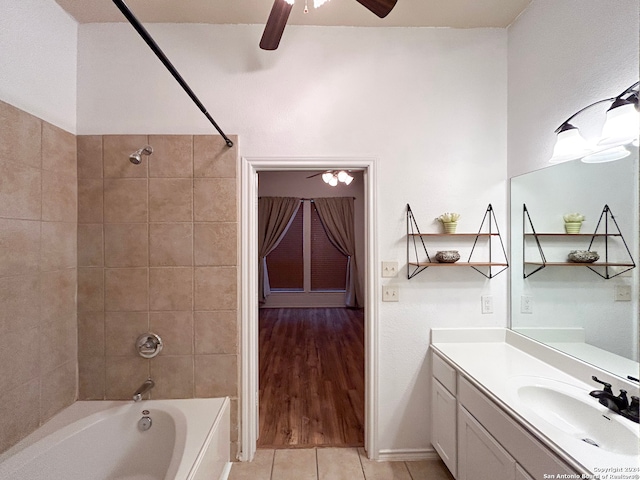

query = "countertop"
[[431, 328, 640, 475]]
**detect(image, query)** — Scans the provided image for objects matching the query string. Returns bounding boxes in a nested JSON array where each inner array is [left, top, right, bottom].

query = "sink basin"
[[509, 376, 639, 457]]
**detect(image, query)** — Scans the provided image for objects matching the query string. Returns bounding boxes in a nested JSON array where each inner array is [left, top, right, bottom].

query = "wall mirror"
[[510, 148, 639, 380]]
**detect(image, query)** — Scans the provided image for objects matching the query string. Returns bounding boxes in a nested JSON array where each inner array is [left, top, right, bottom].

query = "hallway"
[[258, 308, 365, 448]]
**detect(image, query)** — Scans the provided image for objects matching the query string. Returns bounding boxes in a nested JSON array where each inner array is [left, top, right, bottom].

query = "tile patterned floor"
[[228, 447, 455, 480]]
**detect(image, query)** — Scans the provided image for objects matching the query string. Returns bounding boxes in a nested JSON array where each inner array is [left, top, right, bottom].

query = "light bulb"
[[337, 171, 349, 182], [343, 174, 354, 185], [328, 176, 338, 187], [549, 125, 592, 163], [598, 102, 640, 147], [322, 172, 333, 184]]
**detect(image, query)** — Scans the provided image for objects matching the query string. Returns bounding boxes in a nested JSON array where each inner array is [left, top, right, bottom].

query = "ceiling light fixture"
[[549, 81, 639, 164], [284, 0, 330, 13], [320, 170, 354, 187]]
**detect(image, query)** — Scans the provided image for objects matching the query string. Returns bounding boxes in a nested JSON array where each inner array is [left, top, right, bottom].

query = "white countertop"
[[431, 328, 640, 475]]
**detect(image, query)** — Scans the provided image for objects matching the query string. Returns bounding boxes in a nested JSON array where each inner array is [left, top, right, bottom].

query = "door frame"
[[239, 157, 379, 461]]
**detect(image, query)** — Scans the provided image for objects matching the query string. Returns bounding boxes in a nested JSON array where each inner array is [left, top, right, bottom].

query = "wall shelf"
[[406, 204, 509, 279], [522, 204, 636, 279]]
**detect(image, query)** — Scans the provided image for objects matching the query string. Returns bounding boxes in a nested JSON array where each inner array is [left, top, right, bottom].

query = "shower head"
[[129, 145, 153, 165]]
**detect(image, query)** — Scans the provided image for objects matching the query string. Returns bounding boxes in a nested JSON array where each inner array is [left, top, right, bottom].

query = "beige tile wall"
[[76, 134, 240, 455], [0, 101, 78, 453]]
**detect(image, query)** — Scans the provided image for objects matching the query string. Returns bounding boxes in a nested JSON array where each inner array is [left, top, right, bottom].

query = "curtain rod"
[[112, 0, 233, 148]]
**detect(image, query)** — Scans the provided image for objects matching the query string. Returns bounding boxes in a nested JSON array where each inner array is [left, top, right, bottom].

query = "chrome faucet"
[[133, 378, 155, 402]]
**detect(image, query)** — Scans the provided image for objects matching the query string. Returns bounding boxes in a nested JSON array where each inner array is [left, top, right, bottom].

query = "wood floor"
[[258, 307, 365, 448]]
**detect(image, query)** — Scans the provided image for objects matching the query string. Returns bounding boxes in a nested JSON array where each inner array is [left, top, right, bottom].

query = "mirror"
[[510, 148, 639, 380]]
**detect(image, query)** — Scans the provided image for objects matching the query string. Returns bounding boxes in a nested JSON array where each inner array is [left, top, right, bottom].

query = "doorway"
[[240, 157, 378, 461]]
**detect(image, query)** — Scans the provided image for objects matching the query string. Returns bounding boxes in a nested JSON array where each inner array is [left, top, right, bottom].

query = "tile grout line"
[[269, 448, 276, 480], [356, 447, 367, 480], [403, 460, 414, 480]]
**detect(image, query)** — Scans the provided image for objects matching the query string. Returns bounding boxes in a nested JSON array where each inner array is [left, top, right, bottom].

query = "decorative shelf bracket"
[[523, 204, 636, 279], [406, 204, 509, 279]]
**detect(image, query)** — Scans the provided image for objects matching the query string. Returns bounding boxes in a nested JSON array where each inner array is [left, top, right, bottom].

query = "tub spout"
[[133, 378, 155, 402]]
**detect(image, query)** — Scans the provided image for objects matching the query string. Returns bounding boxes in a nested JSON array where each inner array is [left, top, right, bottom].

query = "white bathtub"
[[0, 398, 231, 480]]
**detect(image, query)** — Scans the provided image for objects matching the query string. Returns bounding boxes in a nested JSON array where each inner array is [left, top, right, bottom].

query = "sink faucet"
[[590, 376, 639, 423], [133, 378, 155, 402]]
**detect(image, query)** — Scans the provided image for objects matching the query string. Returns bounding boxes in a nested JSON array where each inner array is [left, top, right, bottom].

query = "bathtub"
[[0, 398, 231, 480]]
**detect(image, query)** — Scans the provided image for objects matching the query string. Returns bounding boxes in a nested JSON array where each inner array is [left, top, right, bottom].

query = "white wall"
[[78, 23, 508, 453], [507, 0, 639, 178], [0, 0, 78, 132]]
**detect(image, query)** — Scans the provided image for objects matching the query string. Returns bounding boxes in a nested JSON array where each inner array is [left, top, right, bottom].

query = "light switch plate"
[[382, 286, 399, 302], [481, 295, 493, 314], [521, 295, 533, 314], [382, 261, 399, 278], [615, 285, 632, 301]]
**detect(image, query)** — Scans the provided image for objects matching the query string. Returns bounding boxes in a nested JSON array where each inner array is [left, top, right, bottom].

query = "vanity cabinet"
[[432, 375, 457, 476], [431, 351, 579, 480], [458, 405, 515, 480], [516, 465, 535, 480]]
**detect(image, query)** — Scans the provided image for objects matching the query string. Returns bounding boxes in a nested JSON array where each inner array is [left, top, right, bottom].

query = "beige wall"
[[0, 100, 78, 453], [76, 134, 240, 454]]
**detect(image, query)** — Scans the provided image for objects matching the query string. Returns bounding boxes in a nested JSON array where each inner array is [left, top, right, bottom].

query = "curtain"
[[313, 197, 361, 308], [258, 197, 301, 303]]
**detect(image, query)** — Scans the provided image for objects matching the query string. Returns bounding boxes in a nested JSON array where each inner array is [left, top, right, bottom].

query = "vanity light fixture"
[[549, 81, 639, 164]]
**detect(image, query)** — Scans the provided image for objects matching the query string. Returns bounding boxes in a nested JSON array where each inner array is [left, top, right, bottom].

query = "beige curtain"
[[258, 197, 301, 303], [313, 197, 361, 308]]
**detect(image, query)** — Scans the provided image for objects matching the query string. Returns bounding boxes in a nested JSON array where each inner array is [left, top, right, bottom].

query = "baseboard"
[[219, 462, 233, 480], [376, 448, 440, 462]]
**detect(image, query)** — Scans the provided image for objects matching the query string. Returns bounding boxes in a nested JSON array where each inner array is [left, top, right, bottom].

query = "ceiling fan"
[[260, 0, 398, 50]]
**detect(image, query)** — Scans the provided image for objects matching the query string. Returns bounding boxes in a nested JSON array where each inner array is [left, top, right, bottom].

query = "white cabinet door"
[[432, 378, 457, 477], [458, 405, 516, 480], [516, 464, 534, 480]]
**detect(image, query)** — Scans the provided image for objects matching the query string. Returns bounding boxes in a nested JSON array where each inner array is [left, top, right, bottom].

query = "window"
[[311, 206, 348, 291], [265, 206, 303, 291], [266, 200, 347, 293]]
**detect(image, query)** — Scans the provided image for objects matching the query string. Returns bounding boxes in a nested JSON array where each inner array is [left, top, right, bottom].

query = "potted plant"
[[436, 212, 461, 234], [563, 213, 585, 234]]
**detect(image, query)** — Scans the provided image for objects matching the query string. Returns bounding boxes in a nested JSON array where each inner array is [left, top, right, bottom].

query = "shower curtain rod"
[[112, 0, 234, 148]]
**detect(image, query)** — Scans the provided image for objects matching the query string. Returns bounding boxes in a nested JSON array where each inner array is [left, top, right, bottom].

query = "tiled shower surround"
[[76, 133, 240, 454], [0, 99, 240, 455], [0, 101, 78, 452]]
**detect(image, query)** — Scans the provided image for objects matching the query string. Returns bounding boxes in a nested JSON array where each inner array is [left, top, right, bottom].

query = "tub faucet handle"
[[136, 332, 163, 358]]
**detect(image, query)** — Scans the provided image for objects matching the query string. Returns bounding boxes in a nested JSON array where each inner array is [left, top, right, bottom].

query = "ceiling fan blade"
[[354, 0, 398, 18], [306, 171, 327, 179], [260, 0, 294, 50]]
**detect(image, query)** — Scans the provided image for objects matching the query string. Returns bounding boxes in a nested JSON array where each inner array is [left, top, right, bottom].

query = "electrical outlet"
[[521, 295, 533, 314], [615, 285, 632, 302], [481, 295, 493, 314], [382, 286, 399, 302], [382, 261, 399, 278]]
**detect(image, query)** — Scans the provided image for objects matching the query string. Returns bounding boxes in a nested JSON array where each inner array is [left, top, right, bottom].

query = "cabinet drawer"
[[433, 352, 457, 395], [458, 376, 577, 479]]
